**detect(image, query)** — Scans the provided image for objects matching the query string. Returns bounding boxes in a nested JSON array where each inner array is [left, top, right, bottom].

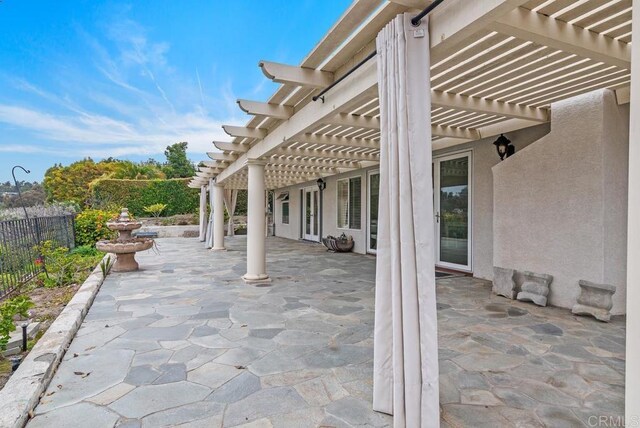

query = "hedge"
[[91, 178, 199, 217]]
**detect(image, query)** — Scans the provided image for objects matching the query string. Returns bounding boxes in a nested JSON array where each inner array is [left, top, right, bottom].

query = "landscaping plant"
[[37, 241, 104, 288], [0, 296, 34, 350], [144, 203, 168, 218], [74, 209, 117, 246]]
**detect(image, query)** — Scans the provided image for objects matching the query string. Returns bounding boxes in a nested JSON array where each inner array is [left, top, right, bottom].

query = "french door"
[[303, 187, 320, 241], [434, 152, 472, 271], [367, 171, 380, 254]]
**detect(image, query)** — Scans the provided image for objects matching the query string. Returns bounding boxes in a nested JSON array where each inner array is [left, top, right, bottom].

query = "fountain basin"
[[97, 208, 155, 272], [97, 238, 154, 272]]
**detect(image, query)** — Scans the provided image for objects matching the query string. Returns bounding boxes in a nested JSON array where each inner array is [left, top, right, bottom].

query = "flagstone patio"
[[27, 237, 625, 427]]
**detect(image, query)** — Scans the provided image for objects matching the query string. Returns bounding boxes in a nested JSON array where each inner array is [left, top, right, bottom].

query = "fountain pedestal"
[[96, 208, 154, 272]]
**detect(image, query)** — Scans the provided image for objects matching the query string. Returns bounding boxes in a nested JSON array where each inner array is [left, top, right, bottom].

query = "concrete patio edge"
[[0, 254, 112, 428]]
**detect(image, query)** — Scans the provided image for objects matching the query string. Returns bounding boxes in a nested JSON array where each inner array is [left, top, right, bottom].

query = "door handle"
[[435, 212, 441, 223]]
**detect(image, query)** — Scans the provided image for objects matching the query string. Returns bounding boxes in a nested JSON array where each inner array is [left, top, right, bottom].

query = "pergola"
[[190, 0, 631, 190], [189, 0, 638, 421]]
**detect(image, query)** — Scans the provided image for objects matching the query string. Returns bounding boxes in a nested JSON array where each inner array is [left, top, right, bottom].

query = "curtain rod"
[[411, 0, 445, 26], [313, 0, 446, 103]]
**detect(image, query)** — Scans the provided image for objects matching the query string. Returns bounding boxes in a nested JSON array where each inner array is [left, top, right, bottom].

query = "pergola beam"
[[201, 161, 226, 168], [213, 141, 249, 153], [216, 57, 379, 183], [196, 172, 214, 179], [276, 147, 379, 162], [199, 167, 222, 174], [294, 133, 379, 150], [430, 0, 530, 63], [324, 111, 482, 139], [431, 90, 549, 122], [268, 156, 361, 169], [222, 125, 267, 140], [207, 152, 237, 162], [258, 60, 334, 88], [325, 113, 380, 130], [387, 0, 429, 9], [237, 99, 293, 119], [266, 164, 340, 173], [492, 8, 631, 70], [433, 125, 480, 140]]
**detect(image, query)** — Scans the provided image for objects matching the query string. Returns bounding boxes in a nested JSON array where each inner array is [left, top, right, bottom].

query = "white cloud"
[[0, 15, 248, 161], [0, 104, 231, 156]]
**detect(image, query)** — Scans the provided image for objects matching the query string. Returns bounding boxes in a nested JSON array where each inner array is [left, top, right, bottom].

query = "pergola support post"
[[198, 185, 208, 242], [242, 160, 270, 284], [626, 0, 640, 421], [212, 182, 226, 251]]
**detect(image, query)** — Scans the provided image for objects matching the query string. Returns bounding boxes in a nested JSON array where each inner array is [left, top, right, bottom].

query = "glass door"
[[304, 187, 319, 241], [434, 152, 472, 271], [368, 171, 380, 254]]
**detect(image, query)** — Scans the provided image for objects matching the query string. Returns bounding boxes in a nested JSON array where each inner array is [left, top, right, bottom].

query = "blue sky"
[[0, 0, 354, 183]]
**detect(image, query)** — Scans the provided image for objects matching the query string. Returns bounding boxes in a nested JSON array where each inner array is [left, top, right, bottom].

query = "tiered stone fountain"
[[96, 208, 154, 272]]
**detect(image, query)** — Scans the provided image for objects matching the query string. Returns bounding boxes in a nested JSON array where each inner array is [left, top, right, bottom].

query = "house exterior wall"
[[271, 91, 629, 314], [274, 125, 550, 265], [273, 167, 376, 255], [493, 89, 629, 314], [626, 0, 639, 415], [433, 124, 551, 280]]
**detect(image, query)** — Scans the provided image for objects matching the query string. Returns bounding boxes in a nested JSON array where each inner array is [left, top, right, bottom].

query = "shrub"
[[74, 209, 117, 247], [91, 179, 198, 217], [38, 241, 72, 288], [38, 241, 104, 288], [69, 245, 100, 257], [0, 296, 34, 350], [144, 203, 167, 218]]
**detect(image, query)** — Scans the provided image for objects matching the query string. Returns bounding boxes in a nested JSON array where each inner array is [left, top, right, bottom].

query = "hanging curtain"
[[205, 179, 215, 248], [223, 189, 238, 237], [198, 185, 208, 242], [372, 13, 439, 427]]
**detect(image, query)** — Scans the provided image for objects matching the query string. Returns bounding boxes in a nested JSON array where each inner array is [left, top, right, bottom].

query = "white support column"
[[212, 181, 226, 251], [198, 185, 208, 242], [626, 1, 639, 421], [243, 160, 270, 283]]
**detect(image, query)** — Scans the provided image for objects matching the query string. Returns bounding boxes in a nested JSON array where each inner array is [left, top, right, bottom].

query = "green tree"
[[108, 160, 165, 180], [43, 159, 117, 205], [162, 142, 196, 178], [2, 183, 46, 208]]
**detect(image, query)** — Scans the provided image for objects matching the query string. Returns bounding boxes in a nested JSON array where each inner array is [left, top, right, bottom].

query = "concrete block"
[[493, 267, 517, 299], [572, 280, 616, 322], [517, 271, 553, 307]]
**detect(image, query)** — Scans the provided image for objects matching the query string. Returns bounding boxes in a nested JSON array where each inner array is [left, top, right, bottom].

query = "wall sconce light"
[[317, 178, 326, 191], [493, 134, 515, 160]]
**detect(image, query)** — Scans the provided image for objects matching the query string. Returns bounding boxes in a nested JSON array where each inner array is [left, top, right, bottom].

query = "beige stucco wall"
[[433, 124, 550, 280], [493, 89, 629, 314], [273, 167, 375, 255], [626, 0, 639, 416], [274, 124, 550, 264]]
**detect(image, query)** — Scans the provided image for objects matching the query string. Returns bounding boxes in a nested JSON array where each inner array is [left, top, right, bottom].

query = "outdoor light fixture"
[[317, 178, 326, 191], [493, 134, 515, 161]]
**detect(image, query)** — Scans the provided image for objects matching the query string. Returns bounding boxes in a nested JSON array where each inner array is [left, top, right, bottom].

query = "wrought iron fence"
[[0, 215, 75, 300]]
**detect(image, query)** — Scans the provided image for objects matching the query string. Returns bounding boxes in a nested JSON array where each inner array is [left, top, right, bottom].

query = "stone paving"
[[27, 237, 625, 427]]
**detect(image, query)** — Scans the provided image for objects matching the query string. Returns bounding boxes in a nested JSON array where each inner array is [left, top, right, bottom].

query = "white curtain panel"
[[372, 13, 439, 427], [199, 185, 208, 242], [224, 189, 238, 237], [205, 179, 215, 248]]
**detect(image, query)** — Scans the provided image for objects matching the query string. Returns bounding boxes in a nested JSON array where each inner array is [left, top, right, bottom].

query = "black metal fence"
[[0, 215, 75, 300]]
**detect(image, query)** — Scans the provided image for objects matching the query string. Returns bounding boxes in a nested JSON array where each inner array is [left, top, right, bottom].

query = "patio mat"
[[435, 271, 455, 278]]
